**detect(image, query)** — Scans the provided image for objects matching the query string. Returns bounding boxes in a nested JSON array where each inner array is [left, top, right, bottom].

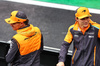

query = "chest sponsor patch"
[[88, 35, 94, 38], [74, 35, 79, 37]]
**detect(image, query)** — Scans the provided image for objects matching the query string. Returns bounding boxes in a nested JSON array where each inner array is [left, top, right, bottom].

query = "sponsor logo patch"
[[88, 36, 94, 38]]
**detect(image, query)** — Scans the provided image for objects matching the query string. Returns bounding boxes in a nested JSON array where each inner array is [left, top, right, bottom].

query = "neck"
[[80, 26, 87, 30], [19, 24, 28, 29]]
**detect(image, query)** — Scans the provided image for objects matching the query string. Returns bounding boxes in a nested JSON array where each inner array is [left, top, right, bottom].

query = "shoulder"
[[91, 22, 100, 29], [90, 20, 100, 29], [68, 24, 74, 30], [34, 27, 40, 30], [34, 27, 41, 33], [13, 34, 23, 39]]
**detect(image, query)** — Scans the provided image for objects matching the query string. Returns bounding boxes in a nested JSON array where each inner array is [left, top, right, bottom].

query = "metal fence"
[[0, 41, 71, 66]]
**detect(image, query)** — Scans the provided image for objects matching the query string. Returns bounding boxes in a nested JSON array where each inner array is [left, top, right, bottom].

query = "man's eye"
[[81, 18, 85, 20], [81, 17, 89, 20]]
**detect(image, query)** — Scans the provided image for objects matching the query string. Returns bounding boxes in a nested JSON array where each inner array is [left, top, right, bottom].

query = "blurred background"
[[0, 0, 100, 66]]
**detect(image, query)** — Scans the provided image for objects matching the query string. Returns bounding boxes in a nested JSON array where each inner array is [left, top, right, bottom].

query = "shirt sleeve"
[[58, 28, 73, 62], [58, 41, 71, 62], [6, 39, 19, 63]]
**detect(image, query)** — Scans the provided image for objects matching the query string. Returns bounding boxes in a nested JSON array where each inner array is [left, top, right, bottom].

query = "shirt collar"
[[73, 21, 90, 34]]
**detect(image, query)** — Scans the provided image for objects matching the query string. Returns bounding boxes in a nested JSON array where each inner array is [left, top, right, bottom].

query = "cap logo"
[[8, 20, 10, 22], [82, 10, 86, 13]]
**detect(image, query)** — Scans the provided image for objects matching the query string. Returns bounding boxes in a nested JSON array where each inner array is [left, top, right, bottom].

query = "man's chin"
[[12, 28, 17, 31], [84, 24, 88, 27]]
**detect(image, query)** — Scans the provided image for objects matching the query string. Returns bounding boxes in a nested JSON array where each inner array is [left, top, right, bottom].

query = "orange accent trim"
[[72, 47, 77, 64], [64, 24, 74, 43], [64, 30, 73, 43], [98, 29, 100, 38], [94, 46, 96, 66]]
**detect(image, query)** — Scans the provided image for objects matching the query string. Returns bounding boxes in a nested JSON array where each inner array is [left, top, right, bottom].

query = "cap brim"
[[78, 14, 92, 19], [5, 18, 16, 24]]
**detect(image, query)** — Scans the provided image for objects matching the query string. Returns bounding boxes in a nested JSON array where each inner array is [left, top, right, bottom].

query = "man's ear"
[[75, 17, 78, 21], [20, 22, 24, 25], [20, 22, 24, 27]]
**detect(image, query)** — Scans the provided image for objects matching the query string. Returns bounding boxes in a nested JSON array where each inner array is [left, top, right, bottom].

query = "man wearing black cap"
[[5, 11, 43, 66]]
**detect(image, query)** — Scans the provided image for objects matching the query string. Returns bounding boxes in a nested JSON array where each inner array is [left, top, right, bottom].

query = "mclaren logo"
[[82, 10, 86, 13]]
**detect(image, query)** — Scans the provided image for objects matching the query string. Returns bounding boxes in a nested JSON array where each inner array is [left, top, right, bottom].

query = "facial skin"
[[75, 17, 90, 29], [10, 22, 26, 30]]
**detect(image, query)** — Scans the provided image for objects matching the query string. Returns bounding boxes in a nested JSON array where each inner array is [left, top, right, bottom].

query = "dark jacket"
[[59, 21, 100, 66]]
